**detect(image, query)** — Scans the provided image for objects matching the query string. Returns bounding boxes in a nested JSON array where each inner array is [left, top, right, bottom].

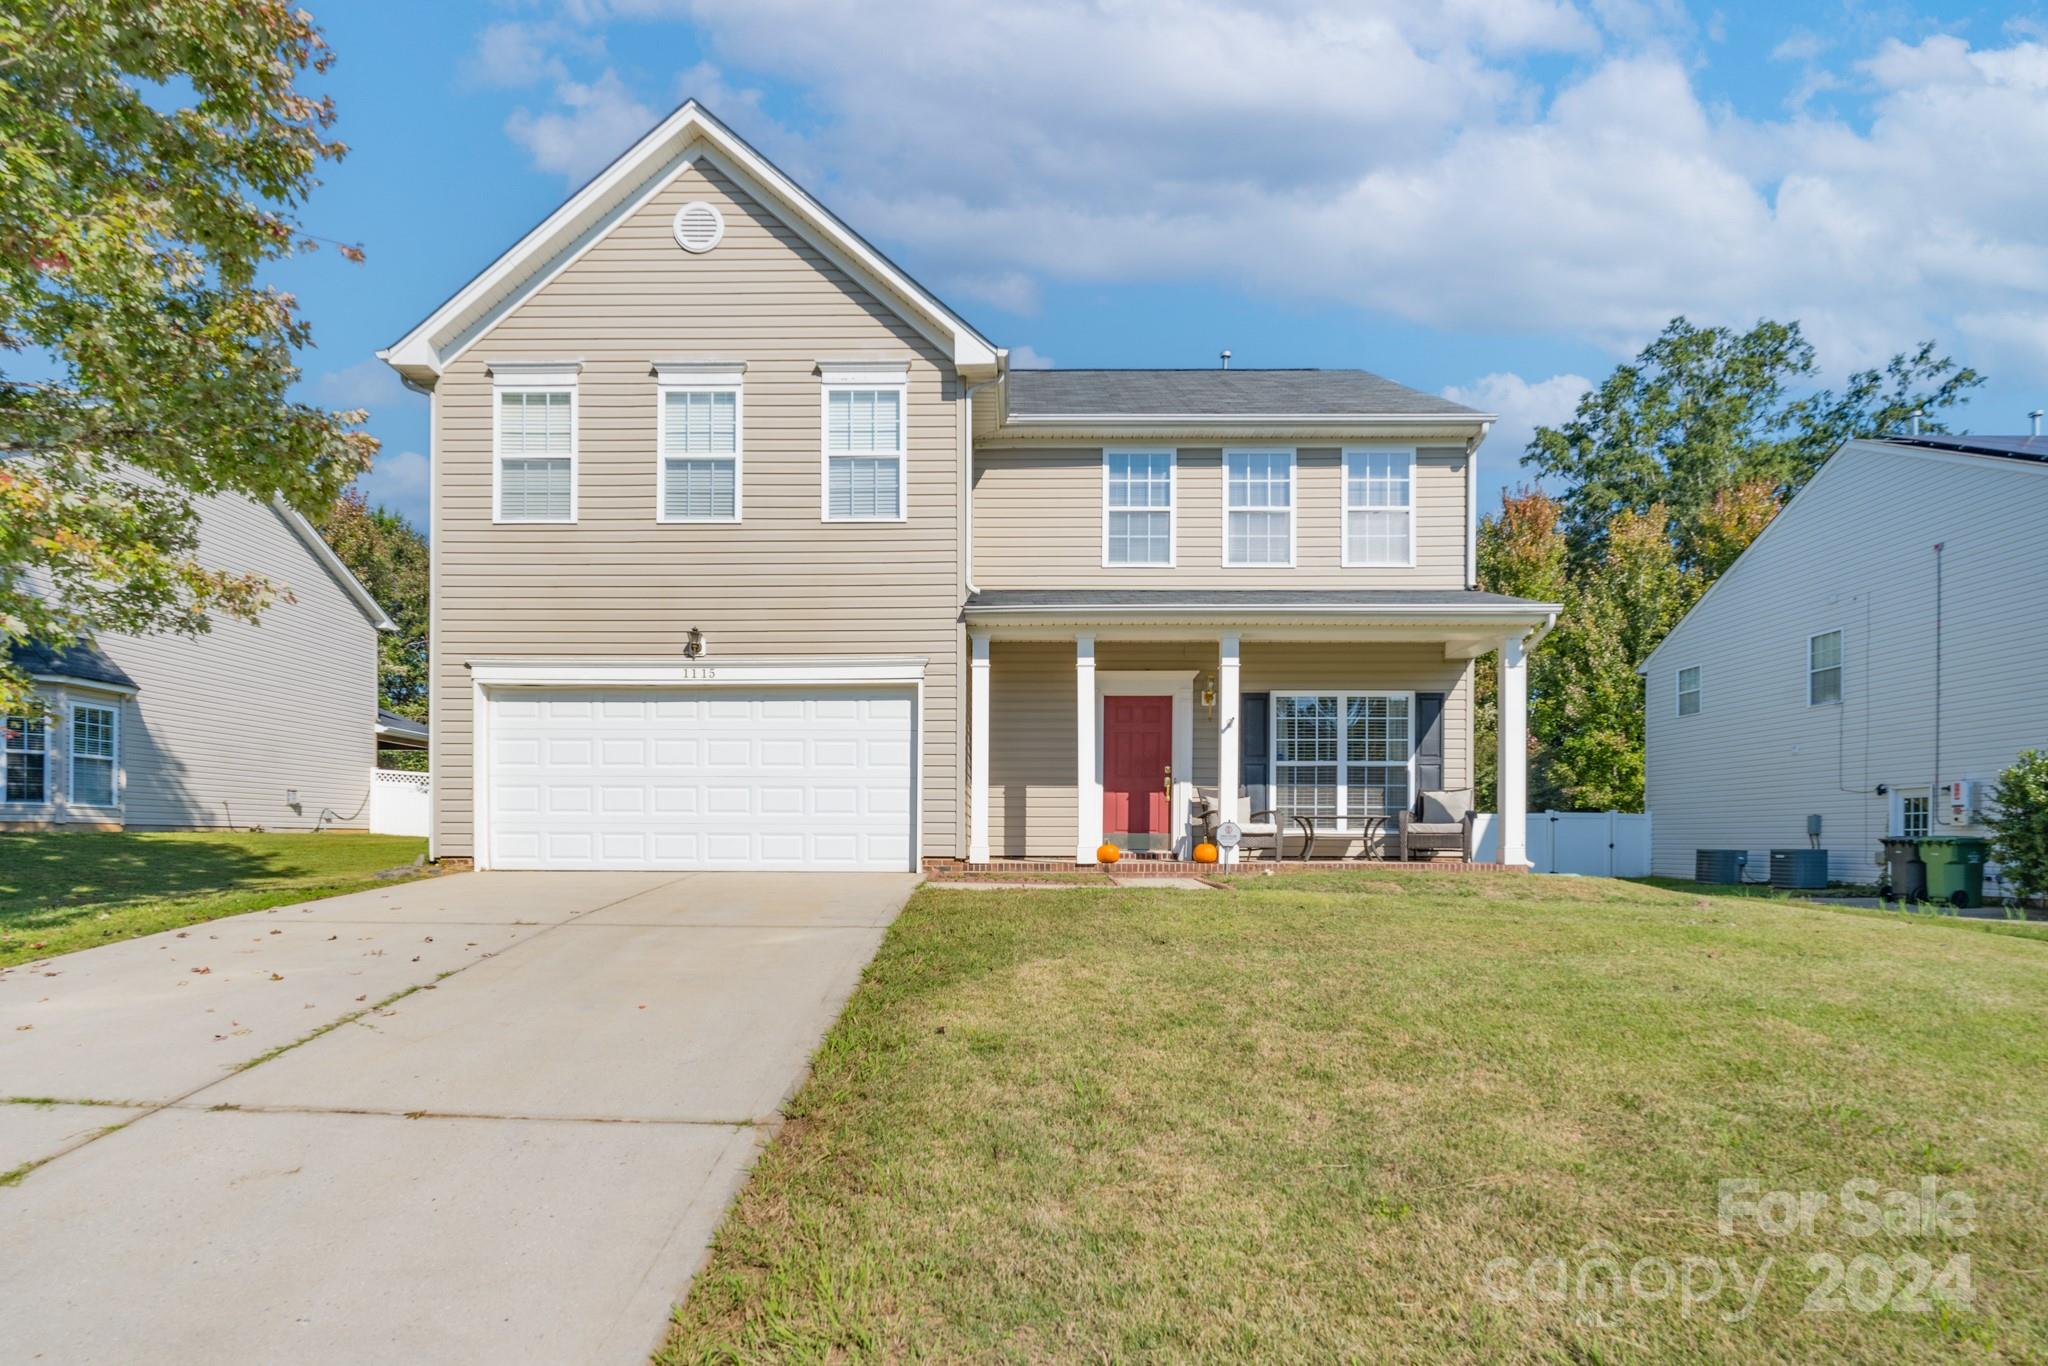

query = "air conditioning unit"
[[1770, 849, 1828, 890], [1942, 780, 1979, 827], [1695, 849, 1748, 884]]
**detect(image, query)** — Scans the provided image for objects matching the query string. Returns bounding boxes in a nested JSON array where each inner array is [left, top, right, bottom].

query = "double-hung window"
[[1225, 449, 1294, 565], [493, 365, 579, 523], [1271, 692, 1412, 827], [1808, 629, 1843, 705], [1343, 448, 1414, 566], [70, 702, 117, 807], [1676, 665, 1702, 716], [822, 367, 907, 521], [1103, 450, 1174, 565], [3, 713, 46, 804], [656, 365, 742, 522]]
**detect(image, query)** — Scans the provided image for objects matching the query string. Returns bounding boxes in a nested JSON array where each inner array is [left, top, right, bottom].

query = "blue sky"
[[281, 1, 2048, 531]]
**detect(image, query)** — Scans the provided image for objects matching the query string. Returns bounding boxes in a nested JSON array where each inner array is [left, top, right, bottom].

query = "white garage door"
[[486, 687, 915, 870]]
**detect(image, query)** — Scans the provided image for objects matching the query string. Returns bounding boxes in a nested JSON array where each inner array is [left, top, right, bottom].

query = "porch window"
[[1103, 450, 1174, 565], [3, 713, 46, 803], [70, 703, 117, 807], [1343, 448, 1413, 566], [1225, 449, 1293, 565], [1271, 692, 1411, 827]]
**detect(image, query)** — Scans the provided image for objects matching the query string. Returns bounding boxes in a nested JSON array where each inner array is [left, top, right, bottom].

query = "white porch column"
[[968, 632, 991, 864], [1215, 632, 1241, 865], [1075, 633, 1101, 863], [1497, 632, 1531, 867]]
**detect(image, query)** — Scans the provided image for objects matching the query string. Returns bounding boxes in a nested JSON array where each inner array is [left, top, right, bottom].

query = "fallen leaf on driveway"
[[269, 973, 284, 981], [354, 994, 366, 1002], [15, 1024, 30, 1031], [192, 967, 211, 975]]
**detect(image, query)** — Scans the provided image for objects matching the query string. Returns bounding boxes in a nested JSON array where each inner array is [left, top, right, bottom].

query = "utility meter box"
[[1942, 780, 1980, 826]]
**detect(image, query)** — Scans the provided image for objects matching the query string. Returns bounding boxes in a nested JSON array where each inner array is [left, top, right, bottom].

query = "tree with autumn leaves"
[[1475, 317, 1981, 812], [0, 3, 373, 713]]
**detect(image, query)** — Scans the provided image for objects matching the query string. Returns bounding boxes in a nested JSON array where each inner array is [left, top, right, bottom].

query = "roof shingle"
[[1005, 369, 1481, 419]]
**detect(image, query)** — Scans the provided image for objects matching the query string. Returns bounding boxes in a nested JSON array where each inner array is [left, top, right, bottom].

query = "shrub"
[[1987, 750, 2048, 908]]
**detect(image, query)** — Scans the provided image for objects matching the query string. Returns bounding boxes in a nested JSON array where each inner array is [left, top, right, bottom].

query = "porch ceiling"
[[962, 588, 1557, 655]]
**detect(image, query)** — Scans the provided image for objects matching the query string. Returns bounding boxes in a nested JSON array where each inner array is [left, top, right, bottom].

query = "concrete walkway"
[[0, 869, 915, 1365]]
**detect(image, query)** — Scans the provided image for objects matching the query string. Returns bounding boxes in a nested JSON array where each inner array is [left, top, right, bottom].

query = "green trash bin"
[[1918, 836, 1990, 909]]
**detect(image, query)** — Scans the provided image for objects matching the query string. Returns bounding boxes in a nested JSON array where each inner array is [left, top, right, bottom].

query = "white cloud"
[[1771, 29, 1827, 62], [312, 358, 412, 415], [506, 70, 657, 180], [353, 449, 431, 529], [1008, 344, 1055, 370], [466, 21, 568, 87], [489, 8, 2048, 385], [1444, 371, 1592, 483]]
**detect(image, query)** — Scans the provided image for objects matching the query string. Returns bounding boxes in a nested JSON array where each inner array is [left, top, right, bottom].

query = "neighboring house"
[[2, 491, 396, 832], [379, 102, 1557, 872], [1642, 433, 2048, 887]]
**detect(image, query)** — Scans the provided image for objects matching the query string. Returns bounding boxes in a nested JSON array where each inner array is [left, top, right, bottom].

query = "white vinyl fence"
[[370, 769, 431, 837], [1472, 811, 1652, 877]]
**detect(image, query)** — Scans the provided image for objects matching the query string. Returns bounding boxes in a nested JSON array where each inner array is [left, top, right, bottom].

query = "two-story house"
[[380, 102, 1557, 872]]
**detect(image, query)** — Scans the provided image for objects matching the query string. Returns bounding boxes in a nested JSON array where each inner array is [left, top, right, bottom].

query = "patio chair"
[[1396, 789, 1475, 862]]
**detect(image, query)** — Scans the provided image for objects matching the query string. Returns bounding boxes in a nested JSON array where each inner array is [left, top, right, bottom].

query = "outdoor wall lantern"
[[683, 626, 705, 659], [1201, 674, 1216, 718]]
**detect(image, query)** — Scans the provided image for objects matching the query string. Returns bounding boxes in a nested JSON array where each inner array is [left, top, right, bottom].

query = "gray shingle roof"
[[1879, 434, 2048, 464], [1005, 369, 1481, 419], [965, 589, 1553, 611], [6, 639, 137, 691]]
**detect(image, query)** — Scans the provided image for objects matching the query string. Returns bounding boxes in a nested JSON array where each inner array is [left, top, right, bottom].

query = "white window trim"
[[1340, 446, 1417, 568], [1676, 665, 1702, 717], [1100, 447, 1177, 568], [491, 364, 580, 525], [1, 707, 51, 807], [818, 366, 910, 524], [653, 363, 745, 524], [66, 697, 121, 813], [1268, 689, 1416, 832], [1222, 447, 1297, 568], [1807, 627, 1844, 707]]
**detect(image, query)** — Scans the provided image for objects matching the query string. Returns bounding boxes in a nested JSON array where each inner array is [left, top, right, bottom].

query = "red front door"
[[1103, 695, 1173, 844]]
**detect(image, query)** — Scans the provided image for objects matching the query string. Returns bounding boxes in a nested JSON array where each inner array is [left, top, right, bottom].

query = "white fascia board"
[[381, 102, 998, 380], [31, 673, 139, 698], [1002, 411, 1498, 426], [270, 499, 398, 633], [467, 656, 929, 687], [961, 601, 1558, 617]]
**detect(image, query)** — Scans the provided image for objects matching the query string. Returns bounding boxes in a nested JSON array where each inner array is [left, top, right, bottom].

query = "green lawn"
[[1631, 876, 2048, 945], [0, 832, 429, 967], [663, 871, 2047, 1362]]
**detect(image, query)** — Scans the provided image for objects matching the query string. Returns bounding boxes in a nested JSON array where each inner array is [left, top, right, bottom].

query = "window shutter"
[[1240, 692, 1270, 816], [1414, 692, 1445, 813]]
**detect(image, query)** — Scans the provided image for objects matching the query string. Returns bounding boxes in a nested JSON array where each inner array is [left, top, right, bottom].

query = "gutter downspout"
[[1466, 421, 1490, 590], [960, 361, 1007, 596]]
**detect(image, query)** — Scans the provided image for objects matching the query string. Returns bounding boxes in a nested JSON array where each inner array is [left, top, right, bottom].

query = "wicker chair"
[[1396, 789, 1475, 862]]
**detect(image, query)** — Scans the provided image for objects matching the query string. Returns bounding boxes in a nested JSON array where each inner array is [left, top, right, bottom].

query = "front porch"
[[961, 590, 1557, 868]]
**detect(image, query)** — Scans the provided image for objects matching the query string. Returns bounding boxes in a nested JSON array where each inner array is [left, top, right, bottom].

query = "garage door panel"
[[488, 686, 915, 871]]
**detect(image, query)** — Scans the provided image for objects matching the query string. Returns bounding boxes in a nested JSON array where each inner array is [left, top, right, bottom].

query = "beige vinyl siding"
[[986, 639, 1470, 859], [431, 155, 964, 859], [1643, 440, 2048, 885], [79, 495, 378, 830], [973, 446, 1467, 587]]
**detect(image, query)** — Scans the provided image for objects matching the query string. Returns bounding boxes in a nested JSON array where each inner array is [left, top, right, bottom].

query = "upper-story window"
[[821, 366, 907, 521], [492, 365, 579, 524], [1676, 665, 1702, 716], [1103, 450, 1175, 566], [656, 365, 742, 523], [1343, 448, 1414, 567], [1224, 449, 1294, 566], [1808, 629, 1843, 705]]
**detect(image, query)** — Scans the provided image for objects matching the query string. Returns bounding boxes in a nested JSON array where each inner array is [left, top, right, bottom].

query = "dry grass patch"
[[662, 875, 2048, 1362]]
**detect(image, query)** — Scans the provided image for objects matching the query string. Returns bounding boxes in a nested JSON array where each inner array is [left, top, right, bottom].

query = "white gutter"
[[959, 359, 1007, 595], [963, 600, 1560, 617], [1465, 420, 1490, 589], [1002, 410, 1499, 425]]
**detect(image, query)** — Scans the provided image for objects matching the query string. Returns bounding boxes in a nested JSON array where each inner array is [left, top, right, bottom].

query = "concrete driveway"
[[0, 869, 916, 1365]]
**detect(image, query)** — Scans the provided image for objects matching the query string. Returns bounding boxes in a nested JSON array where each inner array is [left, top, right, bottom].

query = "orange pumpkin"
[[1192, 842, 1220, 865], [1096, 843, 1122, 865]]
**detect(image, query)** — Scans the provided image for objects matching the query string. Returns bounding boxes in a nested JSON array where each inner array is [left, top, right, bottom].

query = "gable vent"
[[672, 201, 725, 254]]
